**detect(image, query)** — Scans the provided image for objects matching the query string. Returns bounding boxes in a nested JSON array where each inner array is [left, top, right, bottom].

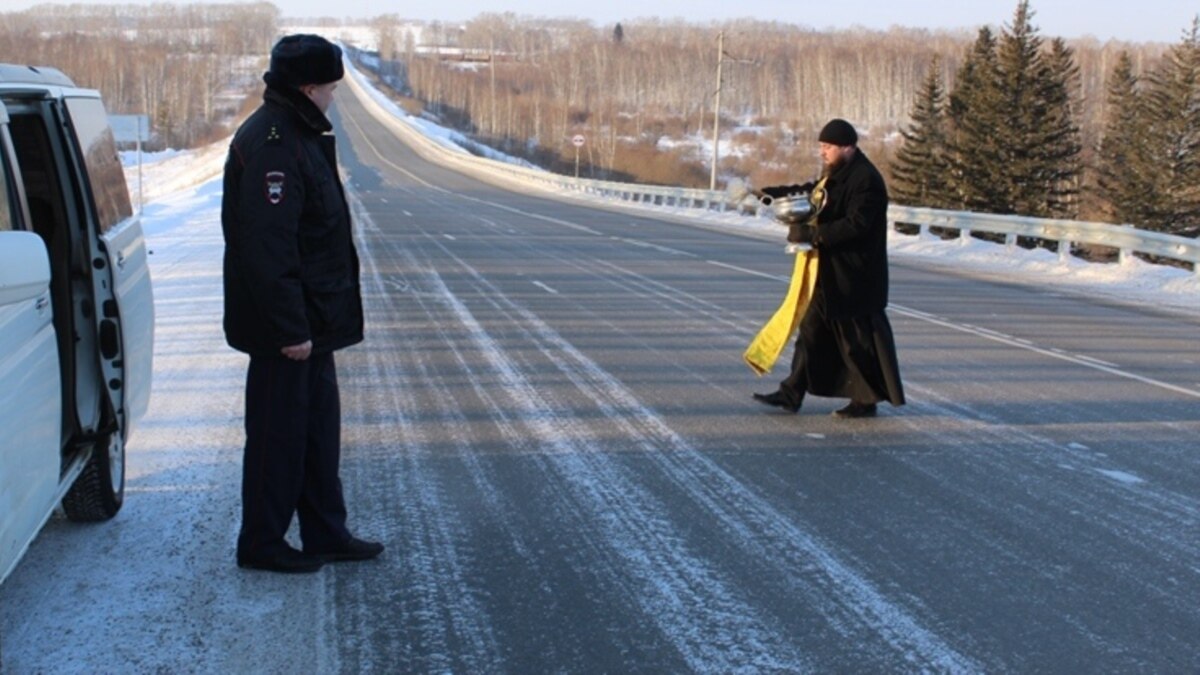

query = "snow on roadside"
[[121, 140, 228, 206]]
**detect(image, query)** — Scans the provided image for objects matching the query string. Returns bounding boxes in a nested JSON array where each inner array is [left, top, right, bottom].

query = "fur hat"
[[266, 34, 344, 87], [818, 118, 858, 146]]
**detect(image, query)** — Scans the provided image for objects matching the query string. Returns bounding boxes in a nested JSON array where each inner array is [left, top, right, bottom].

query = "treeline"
[[0, 2, 278, 147], [375, 14, 977, 185], [892, 2, 1199, 236], [368, 6, 1171, 213]]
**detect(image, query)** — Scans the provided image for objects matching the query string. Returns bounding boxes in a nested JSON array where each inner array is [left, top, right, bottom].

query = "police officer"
[[222, 34, 383, 573]]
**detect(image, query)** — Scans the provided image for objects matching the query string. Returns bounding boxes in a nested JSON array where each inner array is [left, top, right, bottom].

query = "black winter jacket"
[[808, 150, 891, 319], [221, 85, 364, 357]]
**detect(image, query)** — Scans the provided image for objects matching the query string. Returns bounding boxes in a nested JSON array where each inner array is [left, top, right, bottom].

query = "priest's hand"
[[787, 223, 816, 245]]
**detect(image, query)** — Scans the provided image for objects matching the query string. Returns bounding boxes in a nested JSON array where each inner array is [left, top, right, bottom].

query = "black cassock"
[[770, 149, 905, 408], [782, 291, 905, 406]]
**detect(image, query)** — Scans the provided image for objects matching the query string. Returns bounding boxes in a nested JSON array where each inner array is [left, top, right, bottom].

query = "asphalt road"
[[2, 82, 1198, 673]]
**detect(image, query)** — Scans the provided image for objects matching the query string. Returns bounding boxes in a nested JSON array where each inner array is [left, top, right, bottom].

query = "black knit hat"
[[266, 34, 344, 87], [818, 118, 858, 146]]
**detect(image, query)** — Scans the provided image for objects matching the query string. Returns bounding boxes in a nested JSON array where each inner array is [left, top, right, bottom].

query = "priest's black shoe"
[[237, 546, 324, 574], [752, 391, 801, 413], [832, 401, 877, 418], [306, 537, 385, 563]]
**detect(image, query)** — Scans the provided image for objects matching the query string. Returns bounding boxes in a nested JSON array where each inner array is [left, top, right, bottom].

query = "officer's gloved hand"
[[787, 223, 816, 245]]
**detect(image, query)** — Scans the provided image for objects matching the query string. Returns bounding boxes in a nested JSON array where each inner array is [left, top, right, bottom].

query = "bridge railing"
[[346, 60, 1200, 278]]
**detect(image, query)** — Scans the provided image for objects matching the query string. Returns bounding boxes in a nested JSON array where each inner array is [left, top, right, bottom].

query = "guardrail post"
[[1005, 233, 1017, 251], [1059, 240, 1071, 263]]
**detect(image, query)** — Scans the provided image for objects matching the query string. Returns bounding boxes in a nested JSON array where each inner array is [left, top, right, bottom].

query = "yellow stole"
[[742, 249, 819, 375], [742, 176, 826, 376]]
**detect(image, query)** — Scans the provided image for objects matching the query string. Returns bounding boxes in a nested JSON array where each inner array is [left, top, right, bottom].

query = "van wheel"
[[62, 432, 125, 522]]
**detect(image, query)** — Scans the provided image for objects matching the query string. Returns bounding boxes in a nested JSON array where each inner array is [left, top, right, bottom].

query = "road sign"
[[109, 114, 151, 143], [572, 134, 585, 147]]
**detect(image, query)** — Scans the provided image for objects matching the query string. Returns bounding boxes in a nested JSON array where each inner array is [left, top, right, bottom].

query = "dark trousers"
[[779, 297, 826, 408], [237, 351, 351, 558]]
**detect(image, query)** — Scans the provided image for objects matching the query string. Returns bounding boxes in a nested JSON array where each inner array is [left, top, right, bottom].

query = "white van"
[[0, 64, 154, 583]]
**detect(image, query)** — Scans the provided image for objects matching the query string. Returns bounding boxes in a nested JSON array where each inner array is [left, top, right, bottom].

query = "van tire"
[[62, 432, 125, 522]]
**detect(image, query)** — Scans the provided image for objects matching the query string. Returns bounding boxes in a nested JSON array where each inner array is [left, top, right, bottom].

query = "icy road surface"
[[2, 82, 1199, 673]]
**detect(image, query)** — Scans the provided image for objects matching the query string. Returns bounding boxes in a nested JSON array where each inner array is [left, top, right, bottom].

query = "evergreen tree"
[[946, 27, 1006, 213], [1095, 51, 1154, 226], [946, 2, 1083, 221], [891, 57, 953, 208], [1033, 38, 1083, 219], [613, 23, 624, 45], [1141, 17, 1200, 236], [992, 0, 1046, 216]]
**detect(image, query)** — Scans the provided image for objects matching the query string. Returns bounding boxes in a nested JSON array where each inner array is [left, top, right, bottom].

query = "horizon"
[[0, 0, 1196, 45]]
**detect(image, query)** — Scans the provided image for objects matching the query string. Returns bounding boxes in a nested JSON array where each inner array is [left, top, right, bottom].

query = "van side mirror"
[[0, 231, 51, 305]]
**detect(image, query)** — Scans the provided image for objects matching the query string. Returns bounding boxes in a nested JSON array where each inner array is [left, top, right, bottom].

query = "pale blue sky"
[[1, 0, 1195, 44]]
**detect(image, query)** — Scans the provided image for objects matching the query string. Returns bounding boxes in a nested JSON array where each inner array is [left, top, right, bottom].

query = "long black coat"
[[768, 150, 905, 406], [222, 85, 364, 357], [807, 150, 890, 319]]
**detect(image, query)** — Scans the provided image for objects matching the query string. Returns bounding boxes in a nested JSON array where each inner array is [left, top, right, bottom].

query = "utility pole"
[[710, 31, 724, 191], [710, 33, 757, 191], [489, 35, 497, 138]]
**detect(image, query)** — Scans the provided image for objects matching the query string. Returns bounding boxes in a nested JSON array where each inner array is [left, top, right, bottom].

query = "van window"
[[10, 112, 70, 243], [63, 97, 131, 233]]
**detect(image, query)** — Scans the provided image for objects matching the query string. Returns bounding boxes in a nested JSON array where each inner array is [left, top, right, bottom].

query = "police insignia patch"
[[265, 171, 285, 204]]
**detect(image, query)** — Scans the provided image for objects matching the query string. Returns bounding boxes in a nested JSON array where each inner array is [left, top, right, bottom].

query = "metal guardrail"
[[346, 60, 1200, 279]]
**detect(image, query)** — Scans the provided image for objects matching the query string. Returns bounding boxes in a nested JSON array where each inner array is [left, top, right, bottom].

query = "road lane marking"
[[1073, 354, 1120, 368], [444, 234, 457, 241], [1095, 469, 1145, 485], [532, 281, 559, 294], [889, 303, 1200, 400], [617, 237, 698, 257], [706, 260, 788, 283], [341, 108, 442, 190]]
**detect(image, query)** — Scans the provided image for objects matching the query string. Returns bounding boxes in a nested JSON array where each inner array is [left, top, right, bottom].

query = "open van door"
[[53, 94, 154, 520], [62, 95, 153, 432]]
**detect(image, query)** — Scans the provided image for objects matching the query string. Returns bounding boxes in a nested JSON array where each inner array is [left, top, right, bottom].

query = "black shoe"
[[306, 537, 385, 563], [832, 401, 877, 419], [237, 546, 324, 574], [752, 391, 801, 413]]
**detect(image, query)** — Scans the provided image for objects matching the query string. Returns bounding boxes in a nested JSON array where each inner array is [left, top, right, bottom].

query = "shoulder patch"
[[265, 171, 286, 205]]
